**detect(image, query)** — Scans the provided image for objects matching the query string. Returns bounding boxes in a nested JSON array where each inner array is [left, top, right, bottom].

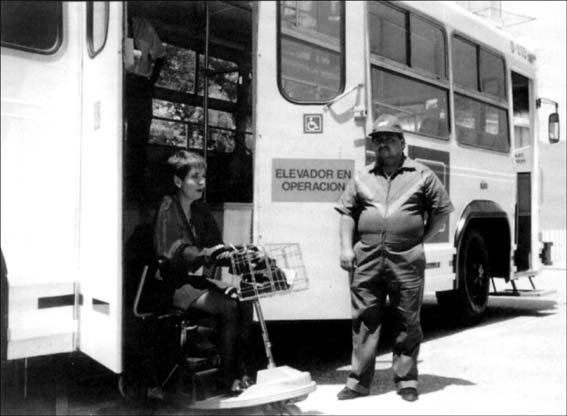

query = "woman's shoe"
[[240, 374, 254, 389], [228, 379, 247, 397]]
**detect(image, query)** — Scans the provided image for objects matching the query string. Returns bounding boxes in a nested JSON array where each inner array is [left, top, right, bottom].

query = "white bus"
[[1, 1, 560, 374]]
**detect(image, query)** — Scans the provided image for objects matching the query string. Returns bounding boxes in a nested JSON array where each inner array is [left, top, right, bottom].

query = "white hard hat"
[[369, 114, 404, 136]]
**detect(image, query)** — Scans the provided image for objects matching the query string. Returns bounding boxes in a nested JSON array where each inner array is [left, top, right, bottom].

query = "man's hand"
[[340, 248, 356, 272]]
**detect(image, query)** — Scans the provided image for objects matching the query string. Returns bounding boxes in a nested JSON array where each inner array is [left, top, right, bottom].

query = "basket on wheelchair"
[[226, 243, 309, 301]]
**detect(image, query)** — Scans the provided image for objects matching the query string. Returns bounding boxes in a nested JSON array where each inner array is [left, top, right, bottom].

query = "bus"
[[1, 1, 560, 374]]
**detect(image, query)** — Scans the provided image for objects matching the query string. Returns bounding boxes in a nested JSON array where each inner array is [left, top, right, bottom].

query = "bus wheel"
[[457, 229, 490, 325]]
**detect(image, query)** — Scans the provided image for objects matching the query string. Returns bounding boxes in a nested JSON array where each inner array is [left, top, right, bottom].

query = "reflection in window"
[[410, 14, 445, 77], [452, 36, 477, 90], [369, 1, 446, 79], [371, 68, 449, 138], [368, 1, 407, 65], [150, 119, 187, 148], [1, 1, 62, 53], [480, 49, 506, 99], [198, 55, 239, 102], [452, 35, 506, 101], [455, 94, 509, 152], [279, 1, 344, 102], [156, 43, 196, 94]]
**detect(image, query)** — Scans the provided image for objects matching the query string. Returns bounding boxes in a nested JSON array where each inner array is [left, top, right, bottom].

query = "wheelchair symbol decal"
[[303, 114, 323, 134]]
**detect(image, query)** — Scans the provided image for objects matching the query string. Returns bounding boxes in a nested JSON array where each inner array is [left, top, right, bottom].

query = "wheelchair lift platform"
[[188, 365, 316, 410]]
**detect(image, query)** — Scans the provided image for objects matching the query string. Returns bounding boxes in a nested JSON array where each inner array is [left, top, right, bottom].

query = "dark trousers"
[[191, 290, 254, 390], [346, 243, 425, 394]]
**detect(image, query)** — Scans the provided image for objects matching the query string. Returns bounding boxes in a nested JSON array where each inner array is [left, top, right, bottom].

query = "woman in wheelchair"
[[153, 150, 254, 397]]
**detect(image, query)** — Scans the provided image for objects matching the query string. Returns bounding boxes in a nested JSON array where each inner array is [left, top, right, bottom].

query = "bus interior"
[[122, 0, 253, 306]]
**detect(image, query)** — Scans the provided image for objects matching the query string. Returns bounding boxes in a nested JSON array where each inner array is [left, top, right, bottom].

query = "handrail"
[[133, 265, 153, 318], [324, 83, 364, 109]]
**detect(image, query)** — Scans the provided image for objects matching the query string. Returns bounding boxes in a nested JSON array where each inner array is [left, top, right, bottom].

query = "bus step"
[[490, 288, 556, 297]]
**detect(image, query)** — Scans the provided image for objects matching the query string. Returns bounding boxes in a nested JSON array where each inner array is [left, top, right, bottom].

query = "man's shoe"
[[337, 387, 367, 400], [399, 387, 418, 402]]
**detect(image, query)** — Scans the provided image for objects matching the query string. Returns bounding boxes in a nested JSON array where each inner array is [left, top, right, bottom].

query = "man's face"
[[371, 132, 405, 164]]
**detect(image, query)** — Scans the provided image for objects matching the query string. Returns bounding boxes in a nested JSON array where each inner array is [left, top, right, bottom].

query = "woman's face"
[[175, 167, 206, 202]]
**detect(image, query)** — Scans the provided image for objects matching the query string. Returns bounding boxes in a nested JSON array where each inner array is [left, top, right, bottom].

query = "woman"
[[154, 150, 254, 396]]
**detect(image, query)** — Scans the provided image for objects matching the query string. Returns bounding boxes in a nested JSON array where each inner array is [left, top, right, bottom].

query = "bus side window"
[[87, 1, 109, 58], [278, 1, 345, 103], [0, 1, 62, 54]]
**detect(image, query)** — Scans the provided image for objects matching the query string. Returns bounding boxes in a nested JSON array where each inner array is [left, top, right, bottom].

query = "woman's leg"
[[190, 290, 239, 391], [236, 300, 255, 379]]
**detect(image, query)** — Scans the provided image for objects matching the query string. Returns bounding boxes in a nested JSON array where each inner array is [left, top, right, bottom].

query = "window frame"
[[451, 31, 510, 154], [451, 32, 508, 104], [86, 1, 110, 59], [368, 2, 451, 141], [276, 0, 346, 105], [453, 92, 511, 154], [0, 1, 63, 55], [368, 1, 448, 81]]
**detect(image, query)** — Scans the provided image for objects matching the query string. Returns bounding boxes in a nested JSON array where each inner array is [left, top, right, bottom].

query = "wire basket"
[[227, 243, 308, 301]]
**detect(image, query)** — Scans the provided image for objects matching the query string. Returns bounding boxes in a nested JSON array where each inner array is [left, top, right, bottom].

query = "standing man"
[[335, 114, 454, 402]]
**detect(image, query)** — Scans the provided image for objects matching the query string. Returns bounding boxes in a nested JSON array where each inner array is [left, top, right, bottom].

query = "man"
[[335, 114, 454, 402]]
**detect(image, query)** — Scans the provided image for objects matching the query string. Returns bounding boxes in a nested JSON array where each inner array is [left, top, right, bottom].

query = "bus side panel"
[[1, 3, 83, 359], [77, 3, 123, 373], [254, 2, 367, 320]]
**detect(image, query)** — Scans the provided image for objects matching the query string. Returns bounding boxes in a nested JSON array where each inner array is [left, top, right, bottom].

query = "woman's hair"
[[167, 150, 206, 180]]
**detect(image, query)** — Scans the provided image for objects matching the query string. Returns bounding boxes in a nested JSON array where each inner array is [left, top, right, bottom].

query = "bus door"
[[122, 1, 254, 247], [1, 2, 81, 361], [78, 2, 123, 373], [512, 72, 534, 272], [255, 1, 366, 320]]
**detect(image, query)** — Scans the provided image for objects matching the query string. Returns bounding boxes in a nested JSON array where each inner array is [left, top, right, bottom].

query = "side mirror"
[[548, 112, 560, 143]]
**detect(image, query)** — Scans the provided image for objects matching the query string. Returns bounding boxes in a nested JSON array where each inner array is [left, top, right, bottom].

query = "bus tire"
[[456, 229, 491, 325]]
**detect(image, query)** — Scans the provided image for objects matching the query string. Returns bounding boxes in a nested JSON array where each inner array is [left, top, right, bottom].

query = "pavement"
[[1, 267, 565, 415], [293, 266, 567, 415]]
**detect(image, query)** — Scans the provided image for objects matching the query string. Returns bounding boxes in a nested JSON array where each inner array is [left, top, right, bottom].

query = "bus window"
[[198, 56, 239, 103], [512, 72, 531, 149], [156, 43, 196, 94], [370, 68, 449, 139], [369, 1, 446, 79], [452, 34, 507, 101], [278, 1, 345, 103], [86, 1, 109, 58], [480, 49, 506, 99], [0, 1, 62, 54], [455, 94, 510, 153], [452, 36, 478, 91]]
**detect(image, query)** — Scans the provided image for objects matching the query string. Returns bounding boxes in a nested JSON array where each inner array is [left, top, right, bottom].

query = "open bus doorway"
[[123, 1, 254, 242]]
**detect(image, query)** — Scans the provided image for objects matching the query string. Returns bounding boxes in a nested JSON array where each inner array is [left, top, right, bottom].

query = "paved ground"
[[293, 267, 566, 415], [1, 267, 565, 415]]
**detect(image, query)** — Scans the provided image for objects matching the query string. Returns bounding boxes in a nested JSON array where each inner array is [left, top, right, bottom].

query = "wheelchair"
[[119, 244, 317, 412], [119, 257, 224, 403]]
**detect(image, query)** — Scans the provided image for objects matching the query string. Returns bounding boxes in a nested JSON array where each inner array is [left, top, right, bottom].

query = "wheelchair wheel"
[[118, 371, 144, 401]]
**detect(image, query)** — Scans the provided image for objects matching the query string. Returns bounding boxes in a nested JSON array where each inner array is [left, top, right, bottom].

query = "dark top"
[[154, 195, 223, 290], [335, 156, 454, 251]]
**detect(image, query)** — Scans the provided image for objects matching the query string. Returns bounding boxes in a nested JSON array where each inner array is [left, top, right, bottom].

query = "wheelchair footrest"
[[183, 355, 220, 372]]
